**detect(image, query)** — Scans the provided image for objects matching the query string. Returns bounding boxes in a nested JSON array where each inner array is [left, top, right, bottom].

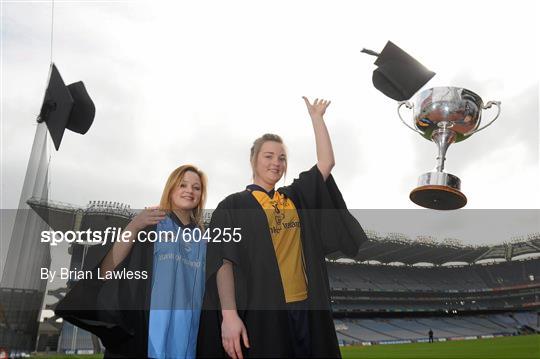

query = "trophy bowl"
[[413, 87, 483, 142], [398, 86, 501, 210]]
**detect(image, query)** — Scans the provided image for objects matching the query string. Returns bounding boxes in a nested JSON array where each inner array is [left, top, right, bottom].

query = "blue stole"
[[148, 214, 206, 359]]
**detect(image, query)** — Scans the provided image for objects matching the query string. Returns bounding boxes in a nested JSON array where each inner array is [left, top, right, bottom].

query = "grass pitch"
[[29, 334, 539, 358], [340, 334, 539, 359]]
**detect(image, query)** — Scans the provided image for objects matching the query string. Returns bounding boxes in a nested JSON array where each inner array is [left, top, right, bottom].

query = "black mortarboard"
[[37, 63, 95, 150], [362, 41, 435, 101]]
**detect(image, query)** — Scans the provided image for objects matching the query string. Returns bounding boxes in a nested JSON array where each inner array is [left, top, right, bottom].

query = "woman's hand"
[[128, 206, 166, 232], [302, 96, 331, 120], [221, 311, 250, 359], [100, 206, 165, 275], [302, 96, 335, 180]]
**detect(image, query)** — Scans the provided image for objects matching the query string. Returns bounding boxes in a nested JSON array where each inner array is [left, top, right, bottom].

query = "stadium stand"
[[327, 259, 539, 292], [334, 312, 537, 344], [327, 234, 539, 345]]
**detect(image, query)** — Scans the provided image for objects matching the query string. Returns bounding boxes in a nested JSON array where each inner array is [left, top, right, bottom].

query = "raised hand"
[[302, 96, 335, 180], [302, 96, 331, 119]]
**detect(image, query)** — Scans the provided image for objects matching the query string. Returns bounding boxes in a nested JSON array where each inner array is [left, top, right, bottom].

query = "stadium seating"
[[329, 258, 539, 345], [327, 259, 539, 292], [334, 312, 537, 344]]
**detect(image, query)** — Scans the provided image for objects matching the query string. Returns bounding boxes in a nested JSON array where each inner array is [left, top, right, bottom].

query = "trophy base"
[[409, 172, 467, 210]]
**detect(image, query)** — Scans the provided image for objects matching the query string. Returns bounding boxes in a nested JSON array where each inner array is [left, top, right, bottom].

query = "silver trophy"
[[398, 87, 501, 210]]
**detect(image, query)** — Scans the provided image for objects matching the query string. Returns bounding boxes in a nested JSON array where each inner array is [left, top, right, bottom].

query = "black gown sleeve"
[[203, 197, 248, 311], [55, 225, 155, 352], [197, 196, 249, 358], [284, 165, 367, 257], [205, 200, 240, 279]]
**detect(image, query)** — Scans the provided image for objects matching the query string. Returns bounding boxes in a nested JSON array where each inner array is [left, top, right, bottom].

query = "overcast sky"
[[2, 0, 539, 247]]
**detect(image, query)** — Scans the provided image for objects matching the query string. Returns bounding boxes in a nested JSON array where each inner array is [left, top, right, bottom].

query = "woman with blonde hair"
[[197, 98, 367, 358], [57, 164, 208, 358]]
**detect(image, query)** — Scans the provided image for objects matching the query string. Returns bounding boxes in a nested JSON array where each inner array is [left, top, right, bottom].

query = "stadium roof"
[[329, 232, 540, 265], [27, 197, 133, 232]]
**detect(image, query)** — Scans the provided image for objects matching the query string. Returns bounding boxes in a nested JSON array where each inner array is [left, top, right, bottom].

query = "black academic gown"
[[197, 165, 367, 358], [55, 224, 158, 358]]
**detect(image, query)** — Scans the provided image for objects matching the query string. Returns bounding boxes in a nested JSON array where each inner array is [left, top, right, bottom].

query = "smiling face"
[[170, 170, 202, 211], [253, 140, 287, 188]]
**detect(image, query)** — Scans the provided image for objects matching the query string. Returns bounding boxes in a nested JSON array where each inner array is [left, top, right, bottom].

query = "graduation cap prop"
[[362, 41, 435, 101], [37, 63, 95, 150]]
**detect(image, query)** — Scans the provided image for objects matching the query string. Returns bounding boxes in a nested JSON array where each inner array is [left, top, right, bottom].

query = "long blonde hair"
[[159, 164, 207, 228]]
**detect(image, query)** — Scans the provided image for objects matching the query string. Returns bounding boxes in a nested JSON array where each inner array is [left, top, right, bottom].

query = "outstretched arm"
[[302, 96, 335, 180]]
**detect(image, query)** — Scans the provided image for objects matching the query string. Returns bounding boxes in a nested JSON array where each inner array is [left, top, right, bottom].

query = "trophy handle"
[[397, 101, 423, 135], [468, 101, 501, 135]]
